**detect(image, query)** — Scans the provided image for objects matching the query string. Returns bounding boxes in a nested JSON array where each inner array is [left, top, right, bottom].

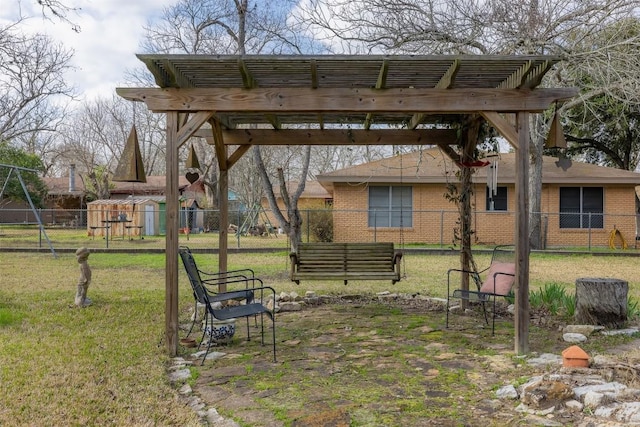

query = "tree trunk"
[[574, 278, 628, 328]]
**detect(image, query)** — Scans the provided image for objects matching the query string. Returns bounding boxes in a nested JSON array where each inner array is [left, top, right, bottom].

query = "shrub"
[[307, 209, 333, 242]]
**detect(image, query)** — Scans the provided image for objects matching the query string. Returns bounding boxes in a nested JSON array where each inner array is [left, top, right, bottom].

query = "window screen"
[[486, 186, 507, 211], [559, 187, 603, 229], [368, 186, 412, 227]]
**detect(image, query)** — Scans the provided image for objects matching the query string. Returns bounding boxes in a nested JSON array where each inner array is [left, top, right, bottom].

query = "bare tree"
[[0, 21, 75, 145], [53, 95, 166, 199], [141, 0, 320, 248], [557, 17, 640, 171], [35, 0, 81, 32], [294, 0, 640, 249]]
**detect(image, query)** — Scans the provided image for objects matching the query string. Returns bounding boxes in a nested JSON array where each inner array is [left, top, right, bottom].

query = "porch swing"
[[289, 149, 407, 285]]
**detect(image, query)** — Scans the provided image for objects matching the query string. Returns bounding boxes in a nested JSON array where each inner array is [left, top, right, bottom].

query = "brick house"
[[316, 148, 640, 248]]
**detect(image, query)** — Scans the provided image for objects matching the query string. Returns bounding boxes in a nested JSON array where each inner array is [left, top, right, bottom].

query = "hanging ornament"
[[545, 103, 567, 149], [113, 125, 147, 183], [186, 144, 201, 170]]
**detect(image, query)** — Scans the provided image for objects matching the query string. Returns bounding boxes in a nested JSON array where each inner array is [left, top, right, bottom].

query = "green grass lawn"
[[1, 250, 639, 425]]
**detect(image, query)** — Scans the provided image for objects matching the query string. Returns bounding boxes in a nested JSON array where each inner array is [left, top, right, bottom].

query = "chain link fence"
[[0, 207, 638, 252]]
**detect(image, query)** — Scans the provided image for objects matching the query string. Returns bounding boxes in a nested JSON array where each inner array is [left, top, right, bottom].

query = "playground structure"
[[236, 204, 277, 237], [0, 163, 56, 256]]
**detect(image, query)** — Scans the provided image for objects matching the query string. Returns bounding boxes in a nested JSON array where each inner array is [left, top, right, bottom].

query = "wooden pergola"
[[116, 55, 577, 356]]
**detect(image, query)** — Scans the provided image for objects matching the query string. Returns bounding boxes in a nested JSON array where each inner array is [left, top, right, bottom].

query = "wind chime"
[[486, 156, 499, 211]]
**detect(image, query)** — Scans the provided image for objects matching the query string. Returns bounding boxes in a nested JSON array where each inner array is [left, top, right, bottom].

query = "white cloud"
[[1, 0, 177, 100]]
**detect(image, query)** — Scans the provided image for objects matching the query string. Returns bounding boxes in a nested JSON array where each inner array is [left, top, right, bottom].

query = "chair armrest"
[[202, 276, 265, 303], [447, 268, 482, 293], [199, 268, 255, 280], [205, 282, 276, 310]]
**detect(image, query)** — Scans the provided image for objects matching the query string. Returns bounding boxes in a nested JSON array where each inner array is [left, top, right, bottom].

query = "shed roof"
[[87, 198, 161, 205]]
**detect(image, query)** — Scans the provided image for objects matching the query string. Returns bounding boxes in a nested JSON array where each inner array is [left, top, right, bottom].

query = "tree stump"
[[574, 278, 628, 328]]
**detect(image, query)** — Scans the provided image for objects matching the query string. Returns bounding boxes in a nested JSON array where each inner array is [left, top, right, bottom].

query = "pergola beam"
[[193, 128, 458, 146], [409, 59, 460, 129], [116, 87, 577, 114], [481, 112, 519, 148]]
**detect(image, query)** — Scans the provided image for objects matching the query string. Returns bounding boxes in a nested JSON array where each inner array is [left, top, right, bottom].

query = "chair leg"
[[491, 297, 496, 335], [200, 311, 211, 365], [271, 315, 276, 363], [480, 300, 490, 326], [445, 296, 450, 328], [186, 302, 200, 338], [245, 316, 251, 341]]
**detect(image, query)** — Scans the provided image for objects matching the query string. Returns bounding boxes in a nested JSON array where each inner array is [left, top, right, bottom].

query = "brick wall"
[[329, 182, 638, 248]]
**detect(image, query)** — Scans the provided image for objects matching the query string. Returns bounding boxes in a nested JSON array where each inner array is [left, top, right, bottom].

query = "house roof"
[[45, 175, 189, 196], [110, 176, 190, 194], [316, 148, 640, 191], [270, 181, 332, 199], [44, 175, 85, 195]]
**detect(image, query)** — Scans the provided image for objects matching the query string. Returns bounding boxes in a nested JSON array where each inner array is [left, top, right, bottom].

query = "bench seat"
[[290, 242, 402, 285]]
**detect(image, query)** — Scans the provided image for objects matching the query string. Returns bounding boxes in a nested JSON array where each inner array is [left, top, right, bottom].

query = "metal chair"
[[178, 247, 276, 363], [446, 245, 516, 334], [179, 247, 259, 338]]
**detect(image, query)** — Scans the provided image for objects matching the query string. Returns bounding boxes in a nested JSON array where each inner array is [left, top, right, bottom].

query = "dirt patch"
[[184, 296, 640, 426]]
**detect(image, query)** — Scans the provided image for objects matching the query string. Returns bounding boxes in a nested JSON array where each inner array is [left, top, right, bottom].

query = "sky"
[[1, 0, 178, 100]]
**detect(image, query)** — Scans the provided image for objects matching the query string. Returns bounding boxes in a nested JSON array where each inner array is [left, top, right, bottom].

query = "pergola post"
[[165, 112, 181, 356], [514, 111, 531, 354]]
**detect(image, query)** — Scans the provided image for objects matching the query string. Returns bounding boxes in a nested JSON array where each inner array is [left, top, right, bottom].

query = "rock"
[[168, 368, 192, 382], [601, 328, 639, 336], [426, 297, 447, 305], [584, 391, 608, 409], [191, 350, 226, 361], [377, 292, 399, 300], [573, 382, 627, 400], [496, 385, 519, 399], [565, 400, 584, 412], [521, 380, 574, 409], [563, 325, 603, 336], [178, 384, 192, 395], [595, 402, 640, 423], [563, 333, 588, 343], [289, 291, 301, 301], [526, 354, 563, 368], [278, 292, 291, 302], [304, 296, 321, 305], [279, 301, 302, 312], [522, 414, 564, 427]]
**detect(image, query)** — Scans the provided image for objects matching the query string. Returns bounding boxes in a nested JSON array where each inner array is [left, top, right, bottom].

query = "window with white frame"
[[368, 186, 412, 228], [559, 187, 604, 229]]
